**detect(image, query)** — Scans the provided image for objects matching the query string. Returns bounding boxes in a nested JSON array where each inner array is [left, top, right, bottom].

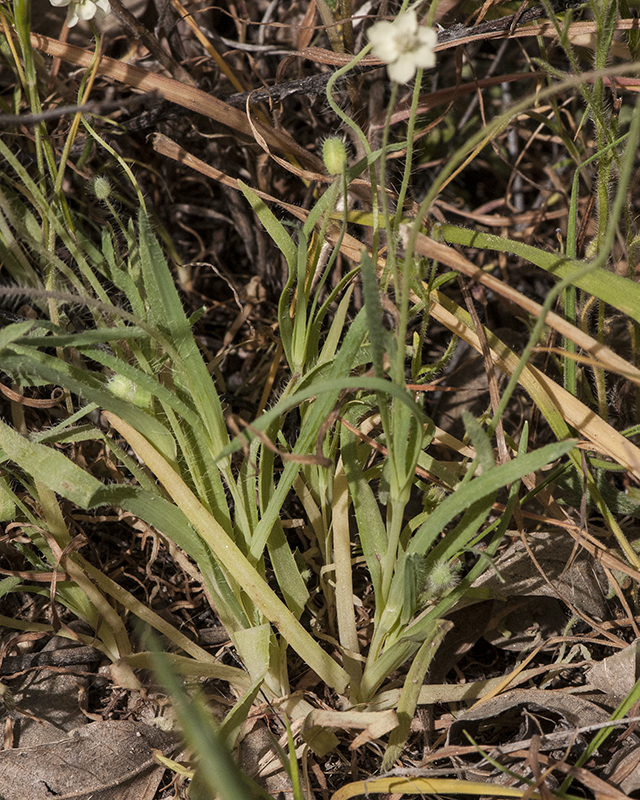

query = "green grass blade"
[[381, 620, 450, 770], [105, 411, 350, 694], [360, 249, 387, 379], [408, 438, 577, 558], [146, 639, 253, 800], [441, 224, 640, 325], [238, 180, 297, 269]]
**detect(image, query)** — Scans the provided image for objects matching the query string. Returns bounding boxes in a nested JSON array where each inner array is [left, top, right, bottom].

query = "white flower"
[[49, 0, 111, 27], [367, 9, 437, 84]]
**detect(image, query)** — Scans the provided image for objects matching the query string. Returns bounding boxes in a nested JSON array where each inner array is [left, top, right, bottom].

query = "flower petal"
[[367, 10, 436, 83], [412, 43, 437, 70], [371, 38, 402, 63], [67, 12, 79, 24], [388, 54, 417, 84], [76, 1, 99, 21], [418, 26, 438, 48], [59, 0, 111, 25], [394, 9, 418, 37], [367, 20, 395, 47]]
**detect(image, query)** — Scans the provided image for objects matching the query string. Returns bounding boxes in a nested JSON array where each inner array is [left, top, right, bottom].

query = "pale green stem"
[[333, 462, 362, 697], [394, 69, 423, 230], [325, 47, 380, 257]]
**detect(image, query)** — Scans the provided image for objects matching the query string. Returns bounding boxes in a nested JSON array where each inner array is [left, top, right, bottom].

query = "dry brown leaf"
[[587, 640, 640, 704], [447, 688, 611, 749], [304, 708, 398, 752], [473, 530, 609, 620], [521, 750, 634, 800], [0, 720, 179, 800], [606, 743, 640, 794], [432, 17, 640, 52]]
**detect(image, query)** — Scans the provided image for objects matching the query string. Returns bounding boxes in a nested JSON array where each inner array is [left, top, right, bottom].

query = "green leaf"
[[0, 321, 34, 350], [0, 577, 23, 598], [233, 625, 270, 685], [360, 249, 387, 379], [441, 224, 640, 325], [218, 678, 264, 750], [318, 284, 353, 364], [137, 210, 230, 462], [0, 475, 17, 521], [291, 229, 311, 370], [408, 438, 577, 558], [238, 180, 297, 269], [1, 346, 177, 464], [137, 210, 194, 346], [267, 520, 309, 619], [341, 404, 386, 596], [147, 640, 253, 800], [0, 419, 105, 508], [462, 412, 495, 472], [360, 639, 421, 700], [14, 328, 149, 348], [381, 619, 450, 770]]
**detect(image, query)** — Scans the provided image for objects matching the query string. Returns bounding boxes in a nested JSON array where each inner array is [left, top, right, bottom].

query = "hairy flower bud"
[[107, 375, 152, 409], [93, 176, 112, 201], [322, 137, 347, 176]]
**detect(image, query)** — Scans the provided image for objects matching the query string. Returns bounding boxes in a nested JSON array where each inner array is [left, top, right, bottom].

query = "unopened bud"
[[322, 137, 347, 176], [107, 374, 152, 409], [93, 176, 112, 200], [425, 558, 459, 598]]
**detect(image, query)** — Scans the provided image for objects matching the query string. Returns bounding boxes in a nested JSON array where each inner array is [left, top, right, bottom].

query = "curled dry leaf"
[[447, 687, 614, 752]]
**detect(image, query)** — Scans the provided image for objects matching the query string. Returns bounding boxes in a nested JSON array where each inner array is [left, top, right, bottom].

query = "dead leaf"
[[301, 709, 398, 755], [0, 720, 179, 800], [448, 688, 611, 751], [472, 530, 609, 620], [606, 743, 640, 794], [483, 596, 568, 652], [587, 639, 640, 704], [2, 633, 99, 749]]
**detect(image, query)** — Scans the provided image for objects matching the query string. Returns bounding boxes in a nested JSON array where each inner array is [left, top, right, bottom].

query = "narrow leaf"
[[238, 180, 297, 269], [360, 249, 386, 379], [103, 411, 350, 694]]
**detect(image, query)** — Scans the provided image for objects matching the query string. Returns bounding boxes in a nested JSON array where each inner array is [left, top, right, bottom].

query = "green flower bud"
[[424, 558, 459, 599], [322, 137, 347, 176], [93, 176, 112, 200], [107, 374, 152, 409]]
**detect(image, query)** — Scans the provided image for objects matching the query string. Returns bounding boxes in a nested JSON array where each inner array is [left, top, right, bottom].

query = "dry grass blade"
[[331, 777, 543, 800], [153, 133, 320, 217], [433, 17, 640, 51], [413, 233, 640, 387], [20, 32, 323, 168], [428, 290, 640, 480]]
